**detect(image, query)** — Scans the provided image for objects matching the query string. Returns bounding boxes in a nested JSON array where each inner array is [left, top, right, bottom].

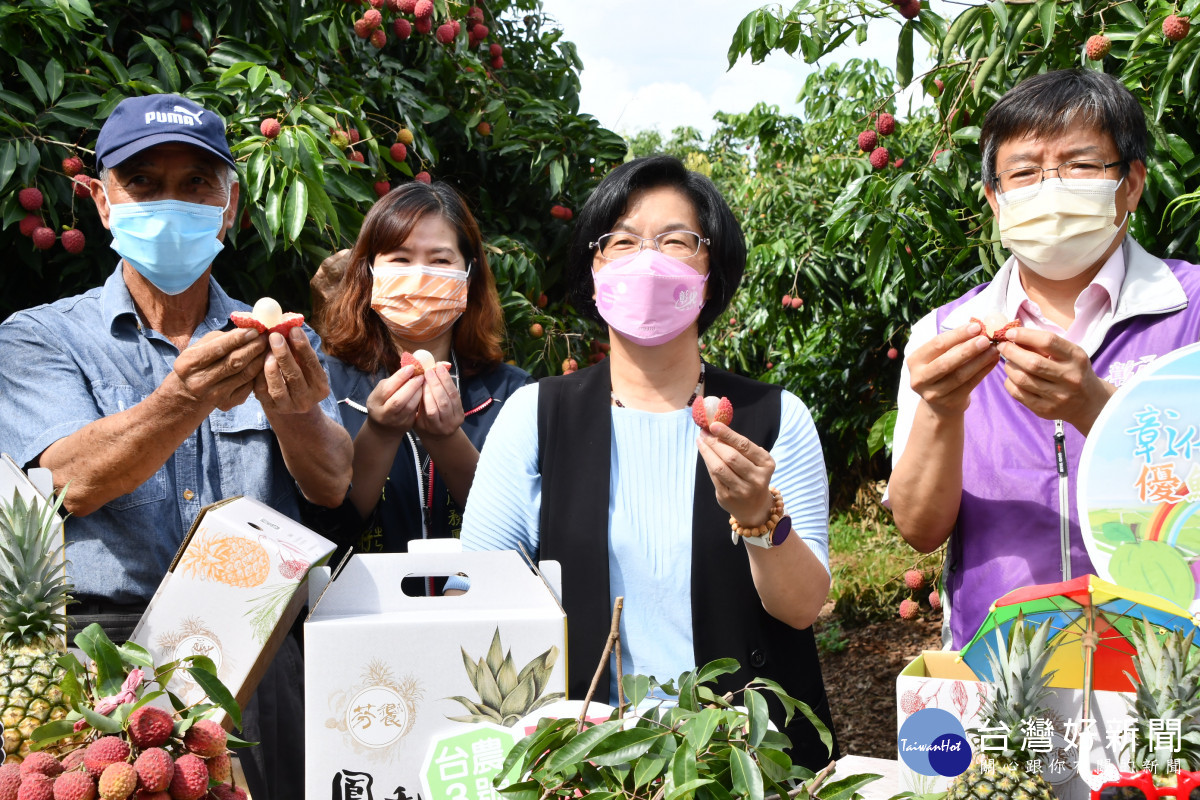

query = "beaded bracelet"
[[729, 486, 785, 540]]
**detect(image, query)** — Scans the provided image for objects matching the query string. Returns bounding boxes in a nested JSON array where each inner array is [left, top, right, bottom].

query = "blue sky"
[[538, 0, 939, 138]]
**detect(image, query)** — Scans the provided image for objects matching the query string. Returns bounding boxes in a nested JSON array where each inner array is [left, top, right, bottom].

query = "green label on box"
[[420, 723, 519, 800]]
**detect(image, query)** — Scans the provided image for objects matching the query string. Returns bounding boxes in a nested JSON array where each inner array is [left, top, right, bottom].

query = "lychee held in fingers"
[[400, 349, 437, 375], [691, 396, 733, 432], [230, 297, 305, 336], [969, 311, 1021, 344]]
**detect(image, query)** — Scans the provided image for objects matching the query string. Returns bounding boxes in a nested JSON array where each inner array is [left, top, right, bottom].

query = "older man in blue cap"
[[0, 93, 353, 799]]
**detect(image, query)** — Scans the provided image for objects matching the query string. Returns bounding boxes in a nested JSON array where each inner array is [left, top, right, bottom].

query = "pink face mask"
[[592, 249, 708, 346]]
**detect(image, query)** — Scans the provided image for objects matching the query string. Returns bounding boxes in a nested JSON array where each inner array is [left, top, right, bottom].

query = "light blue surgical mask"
[[105, 191, 229, 295]]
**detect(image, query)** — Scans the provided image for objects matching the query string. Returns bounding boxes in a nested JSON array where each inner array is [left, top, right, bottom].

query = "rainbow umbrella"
[[958, 574, 1200, 723]]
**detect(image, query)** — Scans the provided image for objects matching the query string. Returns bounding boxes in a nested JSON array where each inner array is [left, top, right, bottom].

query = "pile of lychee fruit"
[[857, 111, 898, 171], [0, 709, 245, 800], [898, 569, 941, 621], [347, 0, 504, 69]]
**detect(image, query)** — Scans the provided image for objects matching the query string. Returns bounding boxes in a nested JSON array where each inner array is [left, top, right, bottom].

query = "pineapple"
[[0, 489, 72, 762], [1126, 618, 1200, 778], [946, 614, 1059, 800], [178, 532, 270, 588], [446, 628, 564, 726]]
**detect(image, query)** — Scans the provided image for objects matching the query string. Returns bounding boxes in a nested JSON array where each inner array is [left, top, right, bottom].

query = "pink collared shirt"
[[1004, 247, 1126, 344]]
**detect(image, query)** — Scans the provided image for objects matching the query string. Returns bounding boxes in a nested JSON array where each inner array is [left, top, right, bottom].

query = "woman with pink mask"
[[458, 156, 839, 770], [317, 182, 530, 556]]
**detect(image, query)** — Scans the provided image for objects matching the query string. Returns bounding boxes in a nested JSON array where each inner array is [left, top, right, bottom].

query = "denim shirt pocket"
[[209, 398, 293, 510], [90, 382, 168, 510]]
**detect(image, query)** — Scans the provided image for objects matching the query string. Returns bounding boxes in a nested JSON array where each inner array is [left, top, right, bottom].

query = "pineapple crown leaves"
[[494, 660, 857, 800], [1124, 617, 1200, 773], [977, 613, 1059, 765], [448, 627, 564, 726], [0, 488, 71, 649]]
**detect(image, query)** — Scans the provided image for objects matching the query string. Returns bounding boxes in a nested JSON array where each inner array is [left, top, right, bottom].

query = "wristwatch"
[[739, 514, 792, 549]]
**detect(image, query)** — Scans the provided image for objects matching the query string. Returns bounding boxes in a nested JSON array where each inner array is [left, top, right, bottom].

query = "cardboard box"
[[306, 549, 567, 800], [896, 650, 1135, 799], [130, 496, 334, 710]]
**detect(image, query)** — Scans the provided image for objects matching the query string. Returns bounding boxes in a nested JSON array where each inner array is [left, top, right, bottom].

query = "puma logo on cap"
[[144, 106, 204, 126]]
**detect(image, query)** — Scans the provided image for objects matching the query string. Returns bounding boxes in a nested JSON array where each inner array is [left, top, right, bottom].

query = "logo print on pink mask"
[[592, 249, 708, 346]]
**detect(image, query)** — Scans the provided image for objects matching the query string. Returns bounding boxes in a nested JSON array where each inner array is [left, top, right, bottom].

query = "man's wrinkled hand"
[[254, 328, 332, 415], [173, 328, 267, 413]]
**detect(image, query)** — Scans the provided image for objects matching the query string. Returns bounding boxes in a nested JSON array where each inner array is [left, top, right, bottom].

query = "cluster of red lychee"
[[858, 111, 898, 171], [898, 569, 941, 620], [0, 711, 245, 800], [347, 1, 505, 67], [781, 293, 804, 310], [16, 185, 87, 254]]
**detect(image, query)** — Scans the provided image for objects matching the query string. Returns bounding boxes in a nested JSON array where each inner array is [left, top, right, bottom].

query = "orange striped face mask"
[[370, 264, 470, 342]]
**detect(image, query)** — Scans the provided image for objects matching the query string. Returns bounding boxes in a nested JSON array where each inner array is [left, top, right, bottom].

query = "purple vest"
[[938, 259, 1200, 648]]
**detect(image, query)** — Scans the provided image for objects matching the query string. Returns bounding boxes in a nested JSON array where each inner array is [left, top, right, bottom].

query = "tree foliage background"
[[0, 0, 625, 374]]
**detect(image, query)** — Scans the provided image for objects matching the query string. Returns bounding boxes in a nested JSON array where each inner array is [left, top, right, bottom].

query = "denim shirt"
[[0, 264, 342, 603]]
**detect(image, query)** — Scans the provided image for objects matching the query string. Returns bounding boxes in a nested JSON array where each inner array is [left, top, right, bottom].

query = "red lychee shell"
[[1085, 34, 1111, 60], [62, 157, 84, 177], [362, 9, 382, 29], [19, 214, 43, 237], [969, 315, 1022, 344], [73, 175, 92, 198], [691, 396, 734, 431], [393, 18, 412, 39], [62, 228, 86, 255], [489, 43, 502, 57], [929, 589, 942, 610], [97, 763, 136, 800], [1164, 14, 1190, 41], [132, 749, 173, 793], [550, 205, 573, 220], [869, 147, 890, 170], [18, 187, 43, 211], [389, 142, 407, 161], [414, 171, 431, 183], [229, 310, 305, 337], [400, 350, 437, 375], [0, 765, 20, 800], [857, 129, 877, 153], [134, 793, 170, 800], [32, 227, 57, 250], [897, 0, 920, 18], [471, 23, 488, 40], [349, 150, 365, 163], [490, 55, 504, 69], [415, 15, 432, 34], [183, 721, 226, 759], [83, 737, 130, 780], [876, 112, 895, 136], [260, 118, 281, 139], [208, 786, 247, 800], [468, 6, 484, 24], [414, 0, 433, 18], [16, 774, 53, 800], [128, 705, 175, 750], [165, 755, 207, 800], [903, 569, 926, 591], [20, 753, 64, 779], [60, 750, 87, 773], [373, 180, 391, 198], [51, 770, 95, 800], [204, 754, 231, 785], [436, 22, 455, 43], [370, 29, 386, 48], [898, 598, 920, 620], [397, 0, 415, 10], [353, 17, 370, 38]]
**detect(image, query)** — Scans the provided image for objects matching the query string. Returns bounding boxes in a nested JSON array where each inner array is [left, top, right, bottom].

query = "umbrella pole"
[[1081, 603, 1096, 728]]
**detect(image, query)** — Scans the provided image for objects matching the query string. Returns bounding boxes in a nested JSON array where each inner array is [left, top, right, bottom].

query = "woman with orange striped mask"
[[316, 182, 531, 561]]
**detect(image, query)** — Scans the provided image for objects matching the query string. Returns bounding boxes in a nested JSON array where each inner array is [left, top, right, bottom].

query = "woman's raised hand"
[[413, 363, 465, 440], [696, 421, 777, 527], [365, 364, 424, 436]]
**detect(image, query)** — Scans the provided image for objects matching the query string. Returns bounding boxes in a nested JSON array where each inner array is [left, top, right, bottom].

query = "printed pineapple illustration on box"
[[178, 527, 271, 588], [327, 659, 424, 758], [446, 627, 564, 726], [0, 489, 75, 762]]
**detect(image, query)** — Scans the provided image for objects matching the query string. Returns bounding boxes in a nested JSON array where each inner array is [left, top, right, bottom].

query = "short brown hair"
[[319, 182, 505, 376]]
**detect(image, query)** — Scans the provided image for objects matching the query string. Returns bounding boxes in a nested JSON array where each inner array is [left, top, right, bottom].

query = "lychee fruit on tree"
[[1085, 33, 1112, 60], [1163, 14, 1190, 42]]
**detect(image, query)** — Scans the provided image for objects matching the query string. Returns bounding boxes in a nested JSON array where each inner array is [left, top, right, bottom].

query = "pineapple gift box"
[[129, 495, 336, 710], [305, 549, 566, 800]]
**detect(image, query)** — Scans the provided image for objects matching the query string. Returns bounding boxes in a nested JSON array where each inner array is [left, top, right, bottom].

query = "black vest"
[[536, 359, 839, 771]]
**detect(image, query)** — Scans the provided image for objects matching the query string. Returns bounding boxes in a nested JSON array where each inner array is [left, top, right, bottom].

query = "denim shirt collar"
[[100, 262, 237, 339]]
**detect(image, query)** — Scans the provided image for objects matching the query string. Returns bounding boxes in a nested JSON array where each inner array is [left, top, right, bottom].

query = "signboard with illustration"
[[1078, 342, 1200, 614]]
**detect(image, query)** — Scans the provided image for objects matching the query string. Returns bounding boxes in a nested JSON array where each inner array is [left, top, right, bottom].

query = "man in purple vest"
[[887, 69, 1200, 649]]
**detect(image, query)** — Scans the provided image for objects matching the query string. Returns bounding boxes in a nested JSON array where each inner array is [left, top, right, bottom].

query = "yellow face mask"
[[997, 178, 1127, 280], [370, 264, 469, 342]]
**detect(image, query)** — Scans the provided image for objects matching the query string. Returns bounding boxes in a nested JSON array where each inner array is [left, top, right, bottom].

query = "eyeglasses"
[[1097, 770, 1200, 800], [589, 230, 710, 261], [995, 159, 1126, 192]]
